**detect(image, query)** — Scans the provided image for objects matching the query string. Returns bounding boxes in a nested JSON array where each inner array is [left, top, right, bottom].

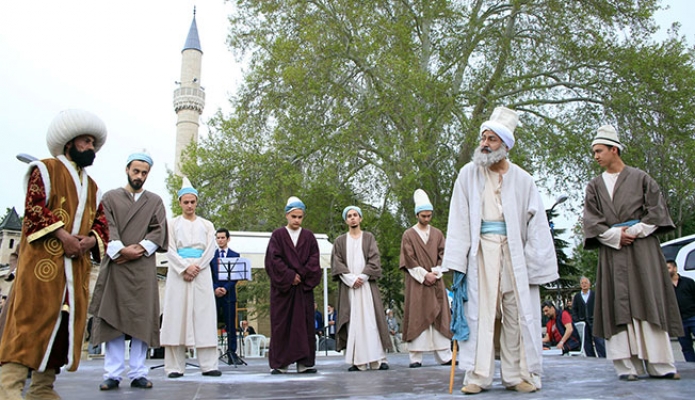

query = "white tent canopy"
[[159, 230, 335, 329], [226, 231, 333, 270]]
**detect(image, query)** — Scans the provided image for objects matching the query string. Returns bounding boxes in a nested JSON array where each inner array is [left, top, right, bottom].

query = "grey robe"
[[583, 166, 683, 339], [331, 232, 392, 353], [89, 188, 168, 347]]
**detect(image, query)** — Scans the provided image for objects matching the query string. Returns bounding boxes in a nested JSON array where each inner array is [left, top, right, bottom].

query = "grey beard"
[[473, 146, 507, 167]]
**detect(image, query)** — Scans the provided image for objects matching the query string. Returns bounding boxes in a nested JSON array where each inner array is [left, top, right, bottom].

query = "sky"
[[0, 0, 241, 216], [0, 0, 693, 222]]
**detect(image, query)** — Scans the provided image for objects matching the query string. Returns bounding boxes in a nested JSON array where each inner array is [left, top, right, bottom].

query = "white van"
[[661, 234, 695, 281]]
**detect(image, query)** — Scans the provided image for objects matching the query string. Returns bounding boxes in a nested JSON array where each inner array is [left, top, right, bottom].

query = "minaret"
[[173, 7, 206, 175]]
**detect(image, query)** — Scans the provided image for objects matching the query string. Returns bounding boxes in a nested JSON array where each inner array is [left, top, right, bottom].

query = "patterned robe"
[[0, 156, 108, 372]]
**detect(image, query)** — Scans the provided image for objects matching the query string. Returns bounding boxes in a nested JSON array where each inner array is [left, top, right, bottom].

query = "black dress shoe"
[[130, 377, 153, 389], [299, 368, 318, 374], [202, 370, 222, 377], [409, 362, 422, 368], [651, 372, 680, 380], [348, 365, 359, 372], [167, 372, 184, 378], [271, 369, 285, 375], [441, 360, 457, 366], [378, 363, 389, 370], [619, 374, 638, 381], [99, 378, 120, 390]]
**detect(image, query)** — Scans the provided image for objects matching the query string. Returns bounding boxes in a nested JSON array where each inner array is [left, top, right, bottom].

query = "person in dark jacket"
[[542, 301, 580, 354], [667, 260, 695, 362], [571, 277, 606, 357]]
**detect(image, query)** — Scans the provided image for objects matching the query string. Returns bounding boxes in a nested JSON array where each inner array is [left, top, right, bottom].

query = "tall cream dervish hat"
[[177, 176, 199, 199], [413, 189, 433, 216], [480, 106, 518, 149], [591, 125, 625, 151], [46, 109, 107, 157]]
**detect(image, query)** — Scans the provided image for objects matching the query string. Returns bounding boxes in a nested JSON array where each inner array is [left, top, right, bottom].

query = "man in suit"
[[326, 304, 336, 339], [211, 228, 242, 364], [572, 276, 606, 357]]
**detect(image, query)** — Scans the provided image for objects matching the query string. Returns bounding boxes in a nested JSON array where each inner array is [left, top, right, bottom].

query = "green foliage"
[[173, 0, 695, 313], [543, 209, 582, 304]]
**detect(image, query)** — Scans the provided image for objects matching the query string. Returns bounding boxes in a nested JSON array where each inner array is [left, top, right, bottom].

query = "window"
[[685, 250, 695, 272]]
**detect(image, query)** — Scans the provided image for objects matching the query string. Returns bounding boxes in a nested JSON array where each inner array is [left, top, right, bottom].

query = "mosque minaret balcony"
[[173, 87, 206, 113]]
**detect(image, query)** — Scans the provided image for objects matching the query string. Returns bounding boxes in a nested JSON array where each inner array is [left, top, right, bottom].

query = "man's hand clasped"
[[184, 265, 201, 282], [115, 244, 146, 264]]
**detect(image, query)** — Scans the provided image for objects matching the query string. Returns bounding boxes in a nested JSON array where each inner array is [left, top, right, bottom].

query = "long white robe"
[[442, 162, 558, 377], [340, 234, 386, 367], [160, 216, 218, 348]]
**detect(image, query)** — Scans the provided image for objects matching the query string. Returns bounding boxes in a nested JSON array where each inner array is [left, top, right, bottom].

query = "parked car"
[[661, 234, 695, 281]]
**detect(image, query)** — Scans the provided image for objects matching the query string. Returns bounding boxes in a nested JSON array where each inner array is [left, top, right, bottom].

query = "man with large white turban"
[[0, 109, 110, 400], [443, 106, 558, 394]]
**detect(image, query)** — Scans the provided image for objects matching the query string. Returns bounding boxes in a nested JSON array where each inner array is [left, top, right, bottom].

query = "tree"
[[175, 0, 695, 313], [543, 208, 581, 305]]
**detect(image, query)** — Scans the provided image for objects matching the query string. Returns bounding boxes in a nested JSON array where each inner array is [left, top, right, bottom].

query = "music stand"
[[217, 256, 252, 367]]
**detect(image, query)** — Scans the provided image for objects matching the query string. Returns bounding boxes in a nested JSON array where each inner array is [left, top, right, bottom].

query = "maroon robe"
[[265, 227, 322, 369]]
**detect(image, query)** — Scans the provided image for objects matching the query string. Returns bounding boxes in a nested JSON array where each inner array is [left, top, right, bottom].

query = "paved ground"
[[17, 348, 694, 400]]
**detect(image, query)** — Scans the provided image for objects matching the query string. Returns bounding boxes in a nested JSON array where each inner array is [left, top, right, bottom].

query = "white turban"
[[46, 109, 107, 157], [480, 106, 518, 150]]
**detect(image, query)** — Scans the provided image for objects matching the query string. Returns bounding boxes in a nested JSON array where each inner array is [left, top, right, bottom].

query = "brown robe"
[[0, 158, 108, 371], [399, 226, 452, 342], [583, 166, 683, 339], [265, 227, 322, 369], [331, 232, 392, 352], [89, 188, 168, 347]]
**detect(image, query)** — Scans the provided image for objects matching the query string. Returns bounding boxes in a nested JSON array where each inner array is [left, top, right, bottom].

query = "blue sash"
[[178, 248, 204, 258], [612, 220, 639, 228], [481, 221, 507, 236]]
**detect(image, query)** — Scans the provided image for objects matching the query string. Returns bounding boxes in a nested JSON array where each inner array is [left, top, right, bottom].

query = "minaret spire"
[[173, 8, 205, 175]]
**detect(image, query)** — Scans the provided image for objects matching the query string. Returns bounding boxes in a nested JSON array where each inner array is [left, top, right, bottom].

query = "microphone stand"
[[218, 257, 247, 367]]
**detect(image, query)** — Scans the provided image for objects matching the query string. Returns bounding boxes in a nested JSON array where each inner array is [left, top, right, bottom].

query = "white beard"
[[473, 146, 507, 167]]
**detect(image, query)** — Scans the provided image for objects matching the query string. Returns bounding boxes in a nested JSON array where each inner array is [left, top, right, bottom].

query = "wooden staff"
[[448, 340, 458, 394]]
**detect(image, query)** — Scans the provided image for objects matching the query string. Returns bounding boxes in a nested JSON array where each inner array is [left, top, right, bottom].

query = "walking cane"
[[448, 340, 458, 394]]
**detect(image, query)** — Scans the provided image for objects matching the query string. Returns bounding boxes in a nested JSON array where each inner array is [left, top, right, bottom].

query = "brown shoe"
[[506, 381, 537, 393], [461, 384, 483, 394]]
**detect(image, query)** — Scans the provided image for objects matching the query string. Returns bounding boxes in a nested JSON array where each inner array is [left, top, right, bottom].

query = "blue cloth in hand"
[[450, 270, 470, 341]]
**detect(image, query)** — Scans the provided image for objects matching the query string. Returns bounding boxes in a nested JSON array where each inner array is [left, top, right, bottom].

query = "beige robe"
[[160, 216, 218, 348], [443, 162, 557, 378]]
